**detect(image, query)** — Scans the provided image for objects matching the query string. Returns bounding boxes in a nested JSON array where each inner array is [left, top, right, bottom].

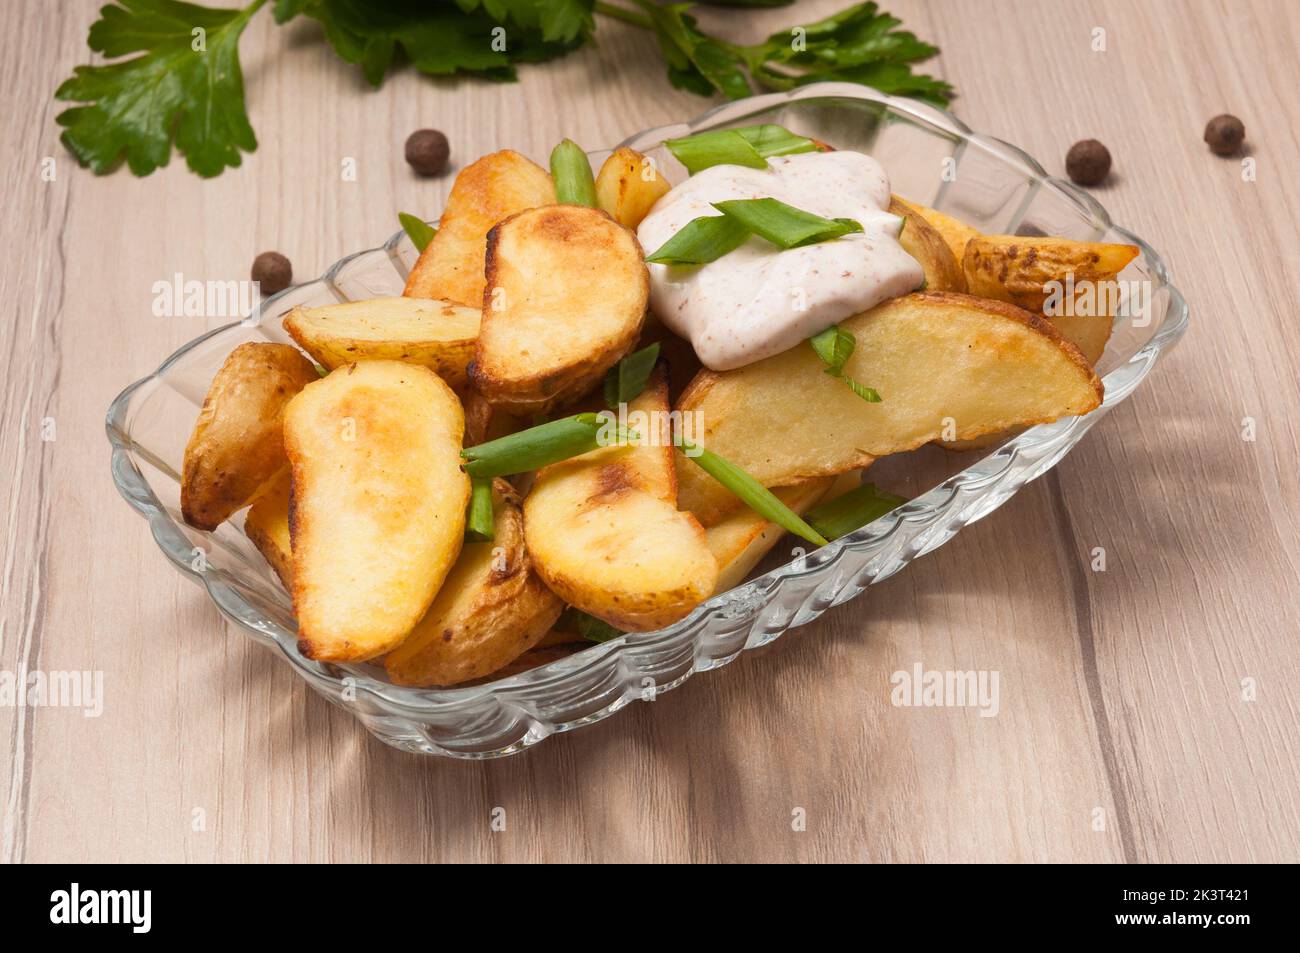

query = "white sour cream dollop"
[[637, 150, 923, 370]]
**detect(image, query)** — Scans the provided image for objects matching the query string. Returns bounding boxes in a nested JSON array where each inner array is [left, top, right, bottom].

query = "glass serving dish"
[[107, 83, 1187, 758]]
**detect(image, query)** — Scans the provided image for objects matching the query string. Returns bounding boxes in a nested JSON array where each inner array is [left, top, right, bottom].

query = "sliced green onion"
[[665, 129, 766, 174], [645, 214, 751, 265], [563, 607, 624, 643], [675, 438, 828, 547], [461, 413, 604, 478], [312, 362, 328, 377], [805, 482, 908, 541], [461, 413, 637, 478], [808, 323, 883, 403], [465, 477, 495, 542], [398, 212, 436, 252], [843, 378, 882, 402], [809, 324, 854, 375], [604, 342, 661, 409], [549, 138, 597, 207], [665, 124, 817, 174], [737, 124, 818, 159], [712, 197, 862, 249]]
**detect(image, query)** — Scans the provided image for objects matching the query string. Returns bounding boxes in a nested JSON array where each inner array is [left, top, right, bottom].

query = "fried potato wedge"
[[244, 471, 294, 589], [962, 235, 1139, 366], [473, 204, 648, 414], [181, 342, 318, 531], [889, 197, 965, 292], [385, 481, 564, 687], [284, 296, 480, 389], [708, 478, 834, 594], [284, 361, 469, 662], [403, 149, 555, 306], [891, 195, 981, 266], [524, 366, 717, 631], [677, 292, 1104, 523], [595, 147, 672, 228]]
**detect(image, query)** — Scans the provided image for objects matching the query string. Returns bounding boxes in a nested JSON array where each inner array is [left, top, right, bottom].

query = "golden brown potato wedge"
[[889, 197, 965, 292], [472, 204, 648, 414], [891, 195, 981, 265], [283, 361, 469, 662], [462, 388, 524, 447], [284, 296, 480, 389], [707, 478, 834, 594], [466, 644, 582, 684], [385, 481, 564, 687], [403, 149, 555, 306], [676, 292, 1104, 524], [595, 147, 672, 228], [181, 342, 318, 531], [244, 471, 294, 589], [523, 366, 717, 631], [962, 234, 1139, 366]]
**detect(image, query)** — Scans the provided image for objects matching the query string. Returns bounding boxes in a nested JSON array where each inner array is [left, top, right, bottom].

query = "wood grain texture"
[[2, 0, 1297, 863]]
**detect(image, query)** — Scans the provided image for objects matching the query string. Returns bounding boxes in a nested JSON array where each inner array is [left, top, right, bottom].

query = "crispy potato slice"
[[385, 481, 564, 687], [284, 361, 469, 662], [595, 147, 672, 228], [523, 366, 717, 631], [473, 204, 648, 414], [708, 479, 832, 594], [244, 471, 294, 589], [676, 292, 1104, 523], [888, 197, 965, 292], [962, 234, 1139, 366], [462, 388, 524, 447], [284, 296, 480, 389], [181, 342, 318, 531], [466, 644, 582, 684], [403, 149, 555, 306], [891, 195, 982, 265]]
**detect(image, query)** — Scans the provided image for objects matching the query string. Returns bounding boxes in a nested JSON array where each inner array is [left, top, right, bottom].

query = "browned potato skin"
[[244, 471, 293, 589], [891, 195, 982, 266], [676, 292, 1104, 524], [385, 482, 564, 687], [889, 197, 965, 292], [472, 204, 648, 415], [283, 296, 480, 390], [524, 366, 718, 631], [285, 361, 469, 662], [464, 643, 582, 684], [181, 342, 318, 531], [962, 235, 1139, 366], [595, 147, 672, 228], [403, 149, 555, 306]]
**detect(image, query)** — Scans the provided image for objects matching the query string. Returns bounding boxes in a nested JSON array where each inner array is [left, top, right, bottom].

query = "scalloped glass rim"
[[106, 83, 1188, 758]]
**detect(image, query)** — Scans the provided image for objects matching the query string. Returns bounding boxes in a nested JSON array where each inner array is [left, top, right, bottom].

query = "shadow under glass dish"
[[106, 82, 1188, 758]]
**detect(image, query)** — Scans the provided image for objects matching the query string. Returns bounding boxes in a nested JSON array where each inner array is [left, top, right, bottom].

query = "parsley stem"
[[594, 2, 653, 30]]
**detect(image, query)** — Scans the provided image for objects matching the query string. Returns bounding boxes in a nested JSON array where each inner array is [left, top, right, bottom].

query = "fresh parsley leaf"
[[55, 0, 266, 177], [631, 0, 752, 99]]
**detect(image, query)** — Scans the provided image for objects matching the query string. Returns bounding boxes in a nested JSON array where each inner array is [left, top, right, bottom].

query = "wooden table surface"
[[2, 0, 1296, 863]]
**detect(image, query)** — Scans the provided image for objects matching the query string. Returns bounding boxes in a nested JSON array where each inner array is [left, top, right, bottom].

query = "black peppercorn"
[[251, 251, 292, 296], [1204, 114, 1245, 156], [405, 129, 450, 176], [1065, 139, 1111, 186]]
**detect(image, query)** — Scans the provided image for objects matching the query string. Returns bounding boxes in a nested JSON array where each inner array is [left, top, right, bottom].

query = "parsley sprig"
[[55, 0, 950, 179]]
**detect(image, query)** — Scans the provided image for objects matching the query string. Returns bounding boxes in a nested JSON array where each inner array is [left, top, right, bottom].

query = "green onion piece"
[[549, 138, 597, 207], [809, 324, 855, 375], [312, 362, 328, 377], [645, 214, 751, 265], [808, 323, 882, 402], [712, 197, 863, 249], [737, 124, 818, 159], [465, 477, 495, 542], [805, 483, 908, 542], [604, 342, 661, 409], [563, 608, 624, 643], [398, 212, 436, 252], [843, 378, 882, 402], [461, 413, 604, 478], [665, 124, 817, 174], [665, 129, 766, 174], [675, 438, 828, 547]]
